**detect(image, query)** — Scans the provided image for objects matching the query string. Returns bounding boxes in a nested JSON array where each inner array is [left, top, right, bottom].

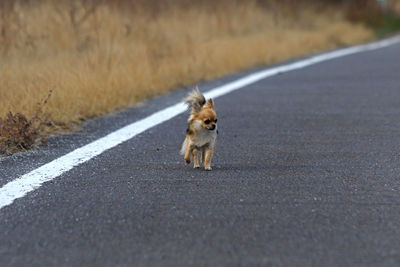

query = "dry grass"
[[0, 1, 374, 136]]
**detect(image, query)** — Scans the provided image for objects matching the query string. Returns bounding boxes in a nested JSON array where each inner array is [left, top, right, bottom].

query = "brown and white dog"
[[180, 87, 218, 170]]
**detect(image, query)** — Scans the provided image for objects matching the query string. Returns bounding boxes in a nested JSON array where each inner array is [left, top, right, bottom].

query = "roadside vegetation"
[[1, 0, 400, 155]]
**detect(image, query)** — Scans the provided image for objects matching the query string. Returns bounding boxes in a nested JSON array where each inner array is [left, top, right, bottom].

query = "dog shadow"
[[164, 162, 262, 172]]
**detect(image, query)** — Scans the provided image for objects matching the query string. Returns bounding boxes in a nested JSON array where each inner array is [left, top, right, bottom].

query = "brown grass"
[[0, 0, 375, 149]]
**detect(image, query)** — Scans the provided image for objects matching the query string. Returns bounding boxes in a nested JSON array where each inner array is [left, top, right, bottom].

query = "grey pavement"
[[1, 41, 400, 266]]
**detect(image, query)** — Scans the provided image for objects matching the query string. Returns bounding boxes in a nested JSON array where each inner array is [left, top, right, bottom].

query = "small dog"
[[181, 87, 218, 170]]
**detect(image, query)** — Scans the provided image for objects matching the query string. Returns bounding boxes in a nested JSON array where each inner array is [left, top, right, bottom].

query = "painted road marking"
[[1, 35, 400, 210]]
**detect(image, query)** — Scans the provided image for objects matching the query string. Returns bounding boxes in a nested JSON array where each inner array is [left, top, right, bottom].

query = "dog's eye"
[[204, 119, 211, 124], [215, 119, 217, 123]]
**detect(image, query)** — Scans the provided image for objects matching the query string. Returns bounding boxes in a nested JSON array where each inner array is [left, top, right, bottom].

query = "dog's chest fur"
[[191, 128, 217, 147], [187, 120, 217, 148]]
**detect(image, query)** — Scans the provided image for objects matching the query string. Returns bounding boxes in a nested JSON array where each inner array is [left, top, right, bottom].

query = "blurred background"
[[0, 0, 399, 153]]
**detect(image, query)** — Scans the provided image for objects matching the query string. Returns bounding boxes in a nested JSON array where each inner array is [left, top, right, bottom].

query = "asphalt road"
[[1, 40, 400, 267]]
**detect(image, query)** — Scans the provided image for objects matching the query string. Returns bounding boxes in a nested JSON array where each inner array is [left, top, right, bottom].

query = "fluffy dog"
[[181, 87, 218, 170]]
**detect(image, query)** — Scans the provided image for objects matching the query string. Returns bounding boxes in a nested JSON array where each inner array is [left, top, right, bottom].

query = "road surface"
[[1, 38, 400, 266]]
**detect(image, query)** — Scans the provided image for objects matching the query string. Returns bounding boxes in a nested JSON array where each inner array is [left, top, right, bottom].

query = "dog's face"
[[196, 99, 217, 131], [198, 109, 217, 131]]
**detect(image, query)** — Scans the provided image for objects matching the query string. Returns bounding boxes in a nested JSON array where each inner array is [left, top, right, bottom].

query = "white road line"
[[1, 35, 400, 210]]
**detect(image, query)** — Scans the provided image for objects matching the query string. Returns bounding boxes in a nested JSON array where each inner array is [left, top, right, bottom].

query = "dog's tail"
[[180, 137, 189, 155], [184, 86, 206, 114]]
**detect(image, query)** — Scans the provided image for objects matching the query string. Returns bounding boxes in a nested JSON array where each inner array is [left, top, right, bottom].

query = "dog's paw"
[[184, 158, 190, 164], [193, 165, 200, 169], [204, 166, 212, 171]]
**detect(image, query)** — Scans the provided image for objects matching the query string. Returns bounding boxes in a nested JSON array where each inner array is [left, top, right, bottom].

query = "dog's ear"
[[205, 98, 214, 108]]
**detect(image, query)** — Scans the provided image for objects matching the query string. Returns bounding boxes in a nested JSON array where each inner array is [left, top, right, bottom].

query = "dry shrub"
[[391, 0, 400, 13], [0, 112, 42, 154], [344, 0, 385, 25], [0, 89, 55, 155]]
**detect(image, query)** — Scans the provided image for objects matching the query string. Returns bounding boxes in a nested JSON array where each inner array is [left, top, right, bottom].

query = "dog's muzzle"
[[209, 125, 216, 131]]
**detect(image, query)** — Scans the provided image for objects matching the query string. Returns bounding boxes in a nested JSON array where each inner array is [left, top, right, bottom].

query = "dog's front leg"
[[184, 144, 191, 164], [192, 148, 200, 168], [204, 149, 213, 171]]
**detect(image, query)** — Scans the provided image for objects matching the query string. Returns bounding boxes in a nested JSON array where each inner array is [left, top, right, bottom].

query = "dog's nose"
[[209, 124, 216, 130]]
